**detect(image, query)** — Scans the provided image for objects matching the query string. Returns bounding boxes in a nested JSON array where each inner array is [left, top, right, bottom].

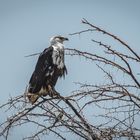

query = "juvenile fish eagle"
[[26, 35, 68, 104]]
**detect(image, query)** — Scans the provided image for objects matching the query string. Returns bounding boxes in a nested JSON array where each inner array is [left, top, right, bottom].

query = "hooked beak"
[[64, 37, 69, 41]]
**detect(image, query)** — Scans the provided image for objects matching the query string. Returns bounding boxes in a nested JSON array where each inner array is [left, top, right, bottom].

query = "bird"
[[26, 35, 68, 104]]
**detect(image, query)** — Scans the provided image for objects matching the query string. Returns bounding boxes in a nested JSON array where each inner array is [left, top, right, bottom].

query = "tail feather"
[[27, 93, 39, 105], [25, 85, 59, 104]]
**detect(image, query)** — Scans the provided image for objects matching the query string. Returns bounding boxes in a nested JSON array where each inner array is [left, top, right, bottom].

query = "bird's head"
[[50, 35, 69, 45]]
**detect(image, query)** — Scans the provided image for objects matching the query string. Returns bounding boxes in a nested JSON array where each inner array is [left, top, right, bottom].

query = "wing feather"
[[28, 47, 53, 93]]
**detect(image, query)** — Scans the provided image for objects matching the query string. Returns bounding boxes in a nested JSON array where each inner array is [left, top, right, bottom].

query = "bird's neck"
[[52, 42, 64, 50]]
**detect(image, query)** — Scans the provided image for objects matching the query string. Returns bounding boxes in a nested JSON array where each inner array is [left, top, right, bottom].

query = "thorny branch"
[[0, 19, 140, 140], [81, 18, 140, 61]]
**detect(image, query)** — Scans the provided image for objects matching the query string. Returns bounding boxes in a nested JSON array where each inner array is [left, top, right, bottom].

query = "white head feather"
[[50, 35, 68, 45]]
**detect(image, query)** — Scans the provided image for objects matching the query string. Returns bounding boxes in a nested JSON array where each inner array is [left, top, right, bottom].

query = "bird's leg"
[[48, 85, 60, 97], [47, 85, 53, 97]]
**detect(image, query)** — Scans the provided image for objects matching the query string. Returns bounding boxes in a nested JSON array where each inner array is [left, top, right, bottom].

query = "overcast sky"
[[0, 0, 140, 139]]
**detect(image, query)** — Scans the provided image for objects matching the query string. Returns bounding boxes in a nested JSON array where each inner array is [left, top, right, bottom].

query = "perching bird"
[[26, 35, 68, 104]]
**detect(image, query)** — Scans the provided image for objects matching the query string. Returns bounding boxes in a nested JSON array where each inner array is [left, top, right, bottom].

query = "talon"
[[48, 85, 52, 91], [47, 85, 53, 97], [48, 85, 59, 97]]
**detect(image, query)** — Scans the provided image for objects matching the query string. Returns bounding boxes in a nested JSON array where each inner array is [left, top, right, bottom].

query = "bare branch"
[[1, 19, 140, 140]]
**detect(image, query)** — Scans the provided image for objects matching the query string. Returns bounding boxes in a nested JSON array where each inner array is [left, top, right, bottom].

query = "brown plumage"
[[26, 36, 68, 104]]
